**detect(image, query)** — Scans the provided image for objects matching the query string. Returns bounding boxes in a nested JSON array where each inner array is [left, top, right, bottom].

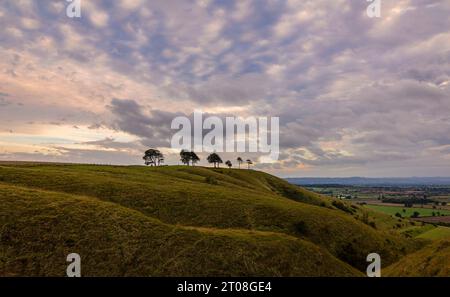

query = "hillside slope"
[[0, 183, 361, 276], [0, 163, 424, 276], [384, 240, 450, 277]]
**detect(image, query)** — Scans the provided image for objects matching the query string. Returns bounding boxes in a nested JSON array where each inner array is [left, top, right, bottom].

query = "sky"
[[0, 0, 449, 177]]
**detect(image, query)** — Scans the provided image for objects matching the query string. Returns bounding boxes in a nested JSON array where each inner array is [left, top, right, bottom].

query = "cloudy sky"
[[0, 0, 449, 177]]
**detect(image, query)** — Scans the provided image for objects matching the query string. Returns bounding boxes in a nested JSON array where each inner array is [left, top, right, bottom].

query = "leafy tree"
[[237, 157, 243, 169], [246, 159, 253, 169], [190, 151, 200, 166], [207, 153, 223, 168], [404, 202, 413, 208], [143, 149, 164, 166], [411, 211, 420, 218], [225, 160, 232, 168], [180, 149, 191, 165], [180, 150, 201, 166]]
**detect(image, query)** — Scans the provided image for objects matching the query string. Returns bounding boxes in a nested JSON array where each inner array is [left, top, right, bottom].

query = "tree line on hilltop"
[[143, 149, 253, 169]]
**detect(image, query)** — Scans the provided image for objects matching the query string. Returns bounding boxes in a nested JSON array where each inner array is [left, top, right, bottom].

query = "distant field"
[[417, 226, 450, 240], [303, 185, 450, 205], [365, 204, 450, 217], [412, 216, 450, 225]]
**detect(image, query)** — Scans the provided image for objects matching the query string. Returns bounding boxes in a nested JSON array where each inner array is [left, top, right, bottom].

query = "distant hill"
[[286, 177, 450, 186], [0, 162, 436, 276]]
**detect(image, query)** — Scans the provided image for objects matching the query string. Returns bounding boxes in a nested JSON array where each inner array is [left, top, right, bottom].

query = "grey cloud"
[[0, 98, 11, 107], [2, 0, 450, 176], [108, 98, 183, 147], [79, 137, 144, 151], [163, 73, 271, 105], [88, 123, 106, 130], [0, 92, 11, 106]]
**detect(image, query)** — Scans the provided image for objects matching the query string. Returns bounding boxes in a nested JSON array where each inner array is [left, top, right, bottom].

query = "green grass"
[[385, 240, 450, 277], [365, 204, 450, 218], [0, 183, 360, 276], [0, 163, 428, 276], [417, 226, 450, 240], [399, 224, 435, 238]]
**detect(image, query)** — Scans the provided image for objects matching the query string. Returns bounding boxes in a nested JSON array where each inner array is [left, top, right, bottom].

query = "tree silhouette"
[[225, 160, 232, 168], [157, 155, 164, 166], [237, 157, 243, 169], [143, 149, 164, 166], [180, 149, 191, 165], [207, 153, 223, 168], [180, 150, 200, 166], [190, 151, 200, 166], [246, 159, 253, 169]]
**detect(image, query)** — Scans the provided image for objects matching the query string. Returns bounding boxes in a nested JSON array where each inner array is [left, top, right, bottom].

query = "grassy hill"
[[0, 162, 434, 276], [385, 240, 450, 277], [0, 183, 360, 276]]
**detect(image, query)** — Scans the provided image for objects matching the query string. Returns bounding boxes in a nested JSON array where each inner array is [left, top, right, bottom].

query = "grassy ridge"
[[385, 240, 450, 277], [0, 163, 425, 275], [0, 183, 360, 276]]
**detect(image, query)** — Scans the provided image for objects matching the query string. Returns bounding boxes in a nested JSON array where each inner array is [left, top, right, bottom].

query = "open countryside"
[[1, 160, 449, 276], [365, 205, 450, 218]]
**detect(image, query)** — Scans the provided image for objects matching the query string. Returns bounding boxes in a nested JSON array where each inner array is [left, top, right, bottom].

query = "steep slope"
[[384, 240, 450, 277], [0, 183, 360, 276], [0, 163, 420, 273]]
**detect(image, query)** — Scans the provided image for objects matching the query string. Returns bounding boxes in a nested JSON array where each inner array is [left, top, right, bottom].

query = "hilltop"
[[0, 162, 435, 276]]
